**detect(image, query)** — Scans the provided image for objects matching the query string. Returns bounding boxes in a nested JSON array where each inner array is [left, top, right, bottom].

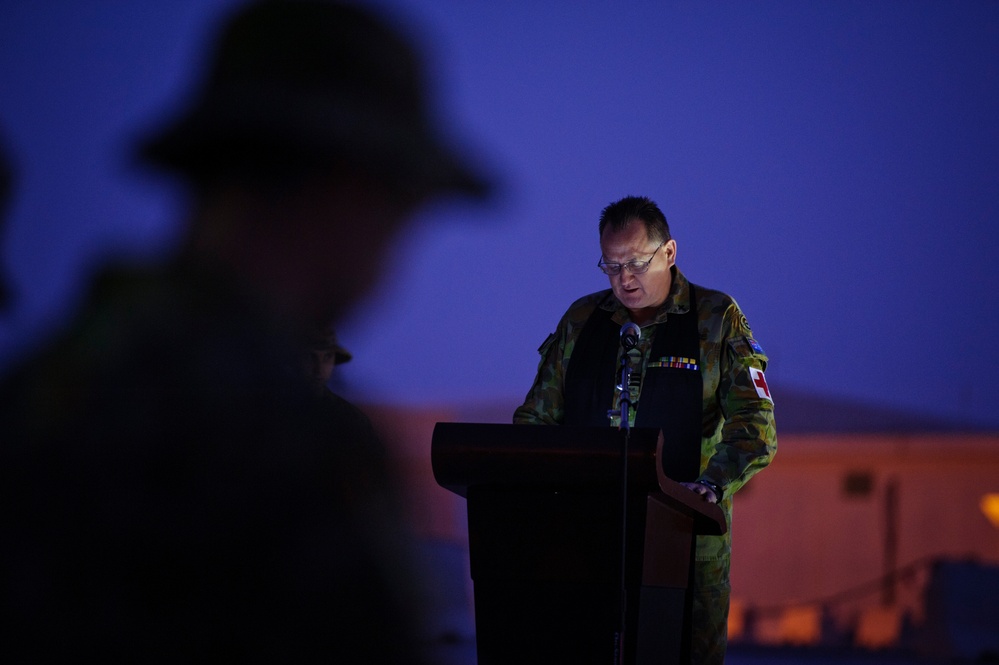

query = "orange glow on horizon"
[[981, 494, 999, 529]]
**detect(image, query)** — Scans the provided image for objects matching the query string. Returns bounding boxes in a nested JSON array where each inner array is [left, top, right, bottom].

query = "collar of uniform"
[[600, 265, 691, 325]]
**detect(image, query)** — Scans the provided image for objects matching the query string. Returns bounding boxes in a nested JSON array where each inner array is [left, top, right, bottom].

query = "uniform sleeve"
[[700, 303, 777, 498], [512, 328, 566, 425]]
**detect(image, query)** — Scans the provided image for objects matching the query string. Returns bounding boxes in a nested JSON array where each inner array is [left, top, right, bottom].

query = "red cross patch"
[[749, 367, 773, 403]]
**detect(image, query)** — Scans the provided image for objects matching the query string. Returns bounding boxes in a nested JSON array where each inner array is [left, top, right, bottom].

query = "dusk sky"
[[1, 1, 997, 428]]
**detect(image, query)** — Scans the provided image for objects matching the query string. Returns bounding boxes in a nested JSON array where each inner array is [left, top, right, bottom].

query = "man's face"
[[303, 347, 338, 392], [599, 220, 676, 322]]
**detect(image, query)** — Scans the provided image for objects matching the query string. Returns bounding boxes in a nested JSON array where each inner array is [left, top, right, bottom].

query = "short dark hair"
[[598, 195, 670, 244]]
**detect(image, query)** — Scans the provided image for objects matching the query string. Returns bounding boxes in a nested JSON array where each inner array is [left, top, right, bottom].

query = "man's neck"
[[629, 307, 660, 328]]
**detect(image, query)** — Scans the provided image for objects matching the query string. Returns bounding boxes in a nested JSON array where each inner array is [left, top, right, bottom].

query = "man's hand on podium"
[[680, 480, 721, 504]]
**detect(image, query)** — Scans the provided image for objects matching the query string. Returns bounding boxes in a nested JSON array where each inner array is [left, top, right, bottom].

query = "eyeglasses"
[[597, 242, 664, 276]]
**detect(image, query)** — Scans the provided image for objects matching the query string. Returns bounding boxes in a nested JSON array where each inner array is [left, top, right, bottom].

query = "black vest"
[[563, 287, 702, 482]]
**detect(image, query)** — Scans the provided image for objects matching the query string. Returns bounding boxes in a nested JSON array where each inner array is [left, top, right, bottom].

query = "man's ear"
[[663, 238, 677, 268]]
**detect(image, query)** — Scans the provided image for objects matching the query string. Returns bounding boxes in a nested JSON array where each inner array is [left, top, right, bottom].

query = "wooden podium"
[[431, 423, 726, 665]]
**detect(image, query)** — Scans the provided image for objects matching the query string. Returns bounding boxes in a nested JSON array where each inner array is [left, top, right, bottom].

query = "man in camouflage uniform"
[[514, 195, 776, 664]]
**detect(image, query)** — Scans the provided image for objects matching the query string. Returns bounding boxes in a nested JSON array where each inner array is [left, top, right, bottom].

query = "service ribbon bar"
[[649, 356, 698, 370]]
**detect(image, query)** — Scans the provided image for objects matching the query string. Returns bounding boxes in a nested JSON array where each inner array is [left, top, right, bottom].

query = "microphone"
[[620, 322, 640, 350]]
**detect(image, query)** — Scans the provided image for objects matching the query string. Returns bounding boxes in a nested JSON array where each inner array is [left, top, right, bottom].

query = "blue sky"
[[1, 1, 997, 427]]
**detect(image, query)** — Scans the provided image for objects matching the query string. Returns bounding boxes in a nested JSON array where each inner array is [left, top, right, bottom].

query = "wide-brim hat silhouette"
[[309, 324, 352, 366], [140, 0, 490, 198]]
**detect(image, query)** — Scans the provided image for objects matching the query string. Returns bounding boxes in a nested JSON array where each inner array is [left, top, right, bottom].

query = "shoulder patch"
[[749, 367, 774, 403], [538, 332, 556, 356], [727, 335, 768, 366]]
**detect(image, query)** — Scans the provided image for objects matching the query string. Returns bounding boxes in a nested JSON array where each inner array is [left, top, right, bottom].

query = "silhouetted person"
[[0, 0, 488, 661], [304, 324, 368, 414], [303, 322, 384, 470], [304, 323, 353, 392]]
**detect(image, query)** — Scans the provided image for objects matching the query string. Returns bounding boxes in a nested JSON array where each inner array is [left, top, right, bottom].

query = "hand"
[[680, 481, 719, 504]]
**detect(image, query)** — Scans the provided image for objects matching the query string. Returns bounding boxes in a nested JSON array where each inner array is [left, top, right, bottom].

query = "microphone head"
[[620, 322, 641, 350]]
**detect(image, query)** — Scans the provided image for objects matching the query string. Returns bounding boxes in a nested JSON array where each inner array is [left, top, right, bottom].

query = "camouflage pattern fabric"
[[691, 555, 731, 665]]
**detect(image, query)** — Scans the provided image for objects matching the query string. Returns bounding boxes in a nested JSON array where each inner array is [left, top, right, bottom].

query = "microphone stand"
[[609, 347, 635, 665]]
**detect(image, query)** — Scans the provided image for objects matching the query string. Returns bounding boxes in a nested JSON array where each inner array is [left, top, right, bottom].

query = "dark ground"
[[428, 640, 951, 665], [418, 541, 965, 665]]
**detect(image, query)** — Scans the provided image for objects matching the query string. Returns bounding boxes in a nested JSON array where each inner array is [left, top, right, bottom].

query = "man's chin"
[[616, 291, 643, 307]]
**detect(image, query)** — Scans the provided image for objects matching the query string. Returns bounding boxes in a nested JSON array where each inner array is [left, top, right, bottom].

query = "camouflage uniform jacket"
[[513, 266, 777, 562]]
